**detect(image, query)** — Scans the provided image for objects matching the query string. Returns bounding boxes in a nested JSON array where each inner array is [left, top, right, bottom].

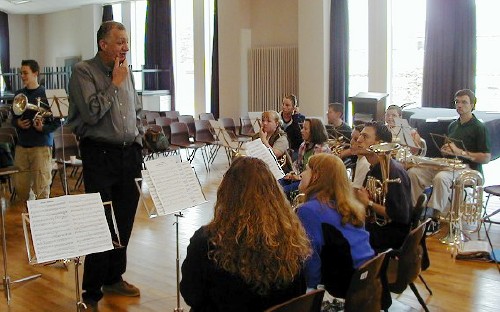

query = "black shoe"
[[83, 299, 98, 311], [426, 220, 441, 236]]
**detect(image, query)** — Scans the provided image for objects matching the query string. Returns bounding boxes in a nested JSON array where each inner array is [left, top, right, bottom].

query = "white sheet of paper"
[[27, 193, 113, 263], [45, 89, 69, 118], [394, 117, 417, 148], [248, 112, 263, 133], [144, 156, 207, 215], [244, 138, 285, 180]]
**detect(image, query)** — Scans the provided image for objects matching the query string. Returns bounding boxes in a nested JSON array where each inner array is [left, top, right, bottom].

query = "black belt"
[[81, 138, 137, 150]]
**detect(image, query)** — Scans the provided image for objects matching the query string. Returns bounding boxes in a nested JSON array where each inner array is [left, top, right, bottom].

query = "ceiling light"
[[8, 0, 31, 4]]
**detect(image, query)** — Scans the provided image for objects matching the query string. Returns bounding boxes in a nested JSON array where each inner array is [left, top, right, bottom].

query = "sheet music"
[[248, 112, 262, 133], [394, 117, 417, 148], [45, 89, 69, 118], [27, 193, 113, 263], [244, 138, 285, 180], [140, 170, 164, 216], [144, 156, 207, 215]]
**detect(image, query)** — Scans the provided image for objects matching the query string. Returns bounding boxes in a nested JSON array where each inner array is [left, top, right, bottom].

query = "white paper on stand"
[[144, 156, 207, 215], [27, 193, 113, 263]]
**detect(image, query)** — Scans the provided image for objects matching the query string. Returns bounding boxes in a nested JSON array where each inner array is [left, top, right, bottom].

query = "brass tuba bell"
[[12, 93, 52, 121], [365, 142, 402, 226]]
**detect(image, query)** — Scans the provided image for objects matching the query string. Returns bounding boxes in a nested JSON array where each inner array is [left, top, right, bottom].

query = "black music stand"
[[0, 166, 41, 306], [46, 89, 70, 195], [138, 156, 207, 312]]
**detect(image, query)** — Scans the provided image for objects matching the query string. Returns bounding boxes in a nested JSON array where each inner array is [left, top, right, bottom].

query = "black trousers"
[[79, 139, 142, 302]]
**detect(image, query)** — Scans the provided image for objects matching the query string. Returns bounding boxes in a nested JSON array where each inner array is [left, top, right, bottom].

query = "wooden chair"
[[343, 249, 391, 312], [386, 219, 432, 312], [264, 289, 324, 312]]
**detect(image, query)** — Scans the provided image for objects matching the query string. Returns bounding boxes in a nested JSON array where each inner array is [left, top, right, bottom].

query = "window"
[[475, 0, 500, 111], [348, 0, 368, 98], [389, 0, 426, 107]]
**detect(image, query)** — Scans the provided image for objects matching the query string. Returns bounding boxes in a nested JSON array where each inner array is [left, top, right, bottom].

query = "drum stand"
[[0, 168, 41, 305]]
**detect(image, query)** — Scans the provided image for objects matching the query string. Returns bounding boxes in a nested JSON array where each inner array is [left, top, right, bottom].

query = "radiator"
[[248, 46, 298, 112]]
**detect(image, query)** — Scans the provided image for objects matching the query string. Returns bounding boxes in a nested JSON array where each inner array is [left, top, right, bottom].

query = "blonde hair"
[[261, 110, 282, 126], [303, 153, 365, 227], [206, 157, 311, 295]]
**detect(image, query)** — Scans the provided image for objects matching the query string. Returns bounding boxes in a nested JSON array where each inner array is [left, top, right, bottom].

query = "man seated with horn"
[[407, 89, 491, 224], [355, 121, 412, 252]]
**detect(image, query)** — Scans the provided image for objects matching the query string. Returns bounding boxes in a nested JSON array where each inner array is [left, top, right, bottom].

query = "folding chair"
[[170, 122, 208, 171]]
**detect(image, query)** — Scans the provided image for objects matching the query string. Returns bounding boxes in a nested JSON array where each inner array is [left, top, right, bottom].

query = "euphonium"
[[365, 142, 402, 226], [449, 169, 484, 248], [13, 93, 52, 121]]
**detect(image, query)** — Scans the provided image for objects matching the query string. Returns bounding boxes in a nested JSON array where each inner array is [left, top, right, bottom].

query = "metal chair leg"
[[409, 282, 430, 312]]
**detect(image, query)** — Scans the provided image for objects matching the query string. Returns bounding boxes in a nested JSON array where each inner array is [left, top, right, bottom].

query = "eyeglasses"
[[454, 100, 470, 105]]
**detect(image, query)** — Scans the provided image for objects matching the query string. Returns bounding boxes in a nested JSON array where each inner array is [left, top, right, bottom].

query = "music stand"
[[46, 89, 70, 195], [0, 167, 41, 306], [22, 194, 119, 312], [137, 156, 207, 312], [429, 133, 470, 248]]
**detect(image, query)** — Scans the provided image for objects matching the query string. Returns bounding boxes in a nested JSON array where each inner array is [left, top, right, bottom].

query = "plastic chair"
[[194, 120, 221, 165], [145, 112, 160, 124], [264, 289, 324, 312], [178, 115, 196, 138], [154, 116, 174, 140], [52, 133, 83, 193], [0, 127, 18, 145], [239, 117, 256, 137], [170, 122, 208, 171], [386, 219, 432, 312], [199, 112, 215, 120], [163, 110, 180, 121]]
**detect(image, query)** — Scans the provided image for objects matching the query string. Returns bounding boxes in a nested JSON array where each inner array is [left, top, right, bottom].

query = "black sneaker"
[[426, 220, 441, 236]]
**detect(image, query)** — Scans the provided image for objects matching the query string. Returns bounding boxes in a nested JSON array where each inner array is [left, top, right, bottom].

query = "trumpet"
[[365, 142, 401, 226], [13, 93, 52, 122]]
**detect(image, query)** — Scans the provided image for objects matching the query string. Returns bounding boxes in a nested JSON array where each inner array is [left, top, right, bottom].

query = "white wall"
[[8, 4, 102, 68], [297, 0, 330, 118], [250, 0, 298, 47]]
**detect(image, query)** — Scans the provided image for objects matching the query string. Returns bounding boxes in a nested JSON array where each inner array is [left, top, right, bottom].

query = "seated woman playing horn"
[[296, 153, 375, 296], [180, 157, 311, 311]]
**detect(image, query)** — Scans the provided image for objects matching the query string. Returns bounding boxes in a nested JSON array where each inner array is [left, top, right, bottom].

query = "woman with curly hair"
[[180, 156, 311, 311], [297, 153, 375, 297]]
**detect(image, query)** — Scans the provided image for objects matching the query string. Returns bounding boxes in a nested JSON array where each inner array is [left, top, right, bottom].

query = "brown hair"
[[206, 157, 311, 295], [303, 153, 365, 227], [305, 118, 328, 145]]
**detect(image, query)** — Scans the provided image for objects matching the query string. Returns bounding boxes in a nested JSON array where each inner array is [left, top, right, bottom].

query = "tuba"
[[365, 142, 401, 226], [13, 93, 52, 121], [447, 169, 484, 248]]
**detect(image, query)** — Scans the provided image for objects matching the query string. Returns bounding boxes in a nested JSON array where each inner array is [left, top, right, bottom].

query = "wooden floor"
[[1, 149, 500, 311]]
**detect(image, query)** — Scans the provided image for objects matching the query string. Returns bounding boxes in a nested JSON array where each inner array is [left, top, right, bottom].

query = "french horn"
[[13, 93, 52, 121]]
